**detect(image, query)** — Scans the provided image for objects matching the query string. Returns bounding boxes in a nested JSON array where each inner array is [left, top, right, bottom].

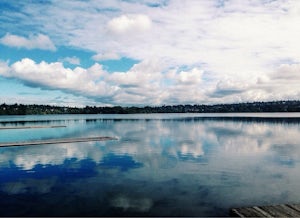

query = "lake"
[[1, 113, 300, 216]]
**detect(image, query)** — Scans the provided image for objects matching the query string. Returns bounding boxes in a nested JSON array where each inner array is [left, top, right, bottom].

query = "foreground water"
[[1, 113, 300, 216]]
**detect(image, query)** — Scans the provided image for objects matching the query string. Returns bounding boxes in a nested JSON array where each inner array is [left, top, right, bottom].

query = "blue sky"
[[1, 0, 300, 106]]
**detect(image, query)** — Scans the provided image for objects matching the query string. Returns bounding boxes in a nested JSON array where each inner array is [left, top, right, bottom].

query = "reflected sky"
[[1, 114, 300, 216]]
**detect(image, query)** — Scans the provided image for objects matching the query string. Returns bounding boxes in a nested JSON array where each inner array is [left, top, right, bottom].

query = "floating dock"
[[230, 203, 300, 217], [0, 136, 117, 147], [0, 125, 66, 130]]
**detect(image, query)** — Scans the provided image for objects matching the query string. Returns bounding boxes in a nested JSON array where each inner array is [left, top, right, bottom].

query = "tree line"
[[1, 100, 300, 115]]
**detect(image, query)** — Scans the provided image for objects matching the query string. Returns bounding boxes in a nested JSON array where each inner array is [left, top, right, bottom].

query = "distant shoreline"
[[1, 100, 300, 115]]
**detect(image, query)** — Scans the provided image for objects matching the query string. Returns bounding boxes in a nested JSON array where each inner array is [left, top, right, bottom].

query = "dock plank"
[[231, 203, 300, 217], [0, 136, 118, 147], [276, 205, 300, 217], [230, 207, 269, 217], [259, 205, 294, 217], [287, 204, 300, 213], [252, 206, 273, 217]]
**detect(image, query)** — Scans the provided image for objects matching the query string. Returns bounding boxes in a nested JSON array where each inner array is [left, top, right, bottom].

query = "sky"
[[0, 0, 300, 107]]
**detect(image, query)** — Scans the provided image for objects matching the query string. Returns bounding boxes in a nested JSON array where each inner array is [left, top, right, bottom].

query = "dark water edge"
[[1, 113, 300, 125]]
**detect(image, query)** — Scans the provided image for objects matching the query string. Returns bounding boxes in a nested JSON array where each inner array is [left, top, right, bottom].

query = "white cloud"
[[4, 1, 300, 70], [1, 57, 300, 106], [60, 56, 81, 65], [0, 33, 56, 51], [272, 64, 300, 81], [0, 58, 208, 105], [176, 68, 204, 85], [0, 58, 119, 104], [107, 14, 152, 34], [1, 0, 300, 104], [251, 63, 300, 101]]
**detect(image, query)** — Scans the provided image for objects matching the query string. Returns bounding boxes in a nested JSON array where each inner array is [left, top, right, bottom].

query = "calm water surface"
[[1, 113, 300, 216]]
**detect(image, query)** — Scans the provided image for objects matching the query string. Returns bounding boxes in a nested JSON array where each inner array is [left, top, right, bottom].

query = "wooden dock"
[[230, 203, 300, 217], [0, 136, 117, 147]]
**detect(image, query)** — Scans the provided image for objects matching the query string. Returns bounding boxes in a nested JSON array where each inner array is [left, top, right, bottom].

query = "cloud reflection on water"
[[1, 116, 300, 216]]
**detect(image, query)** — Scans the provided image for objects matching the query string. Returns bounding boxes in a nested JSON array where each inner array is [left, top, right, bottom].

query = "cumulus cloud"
[[272, 64, 300, 81], [1, 56, 300, 105], [0, 33, 56, 51], [2, 0, 300, 104], [250, 63, 300, 101], [0, 58, 119, 103], [0, 58, 209, 105], [209, 79, 250, 98]]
